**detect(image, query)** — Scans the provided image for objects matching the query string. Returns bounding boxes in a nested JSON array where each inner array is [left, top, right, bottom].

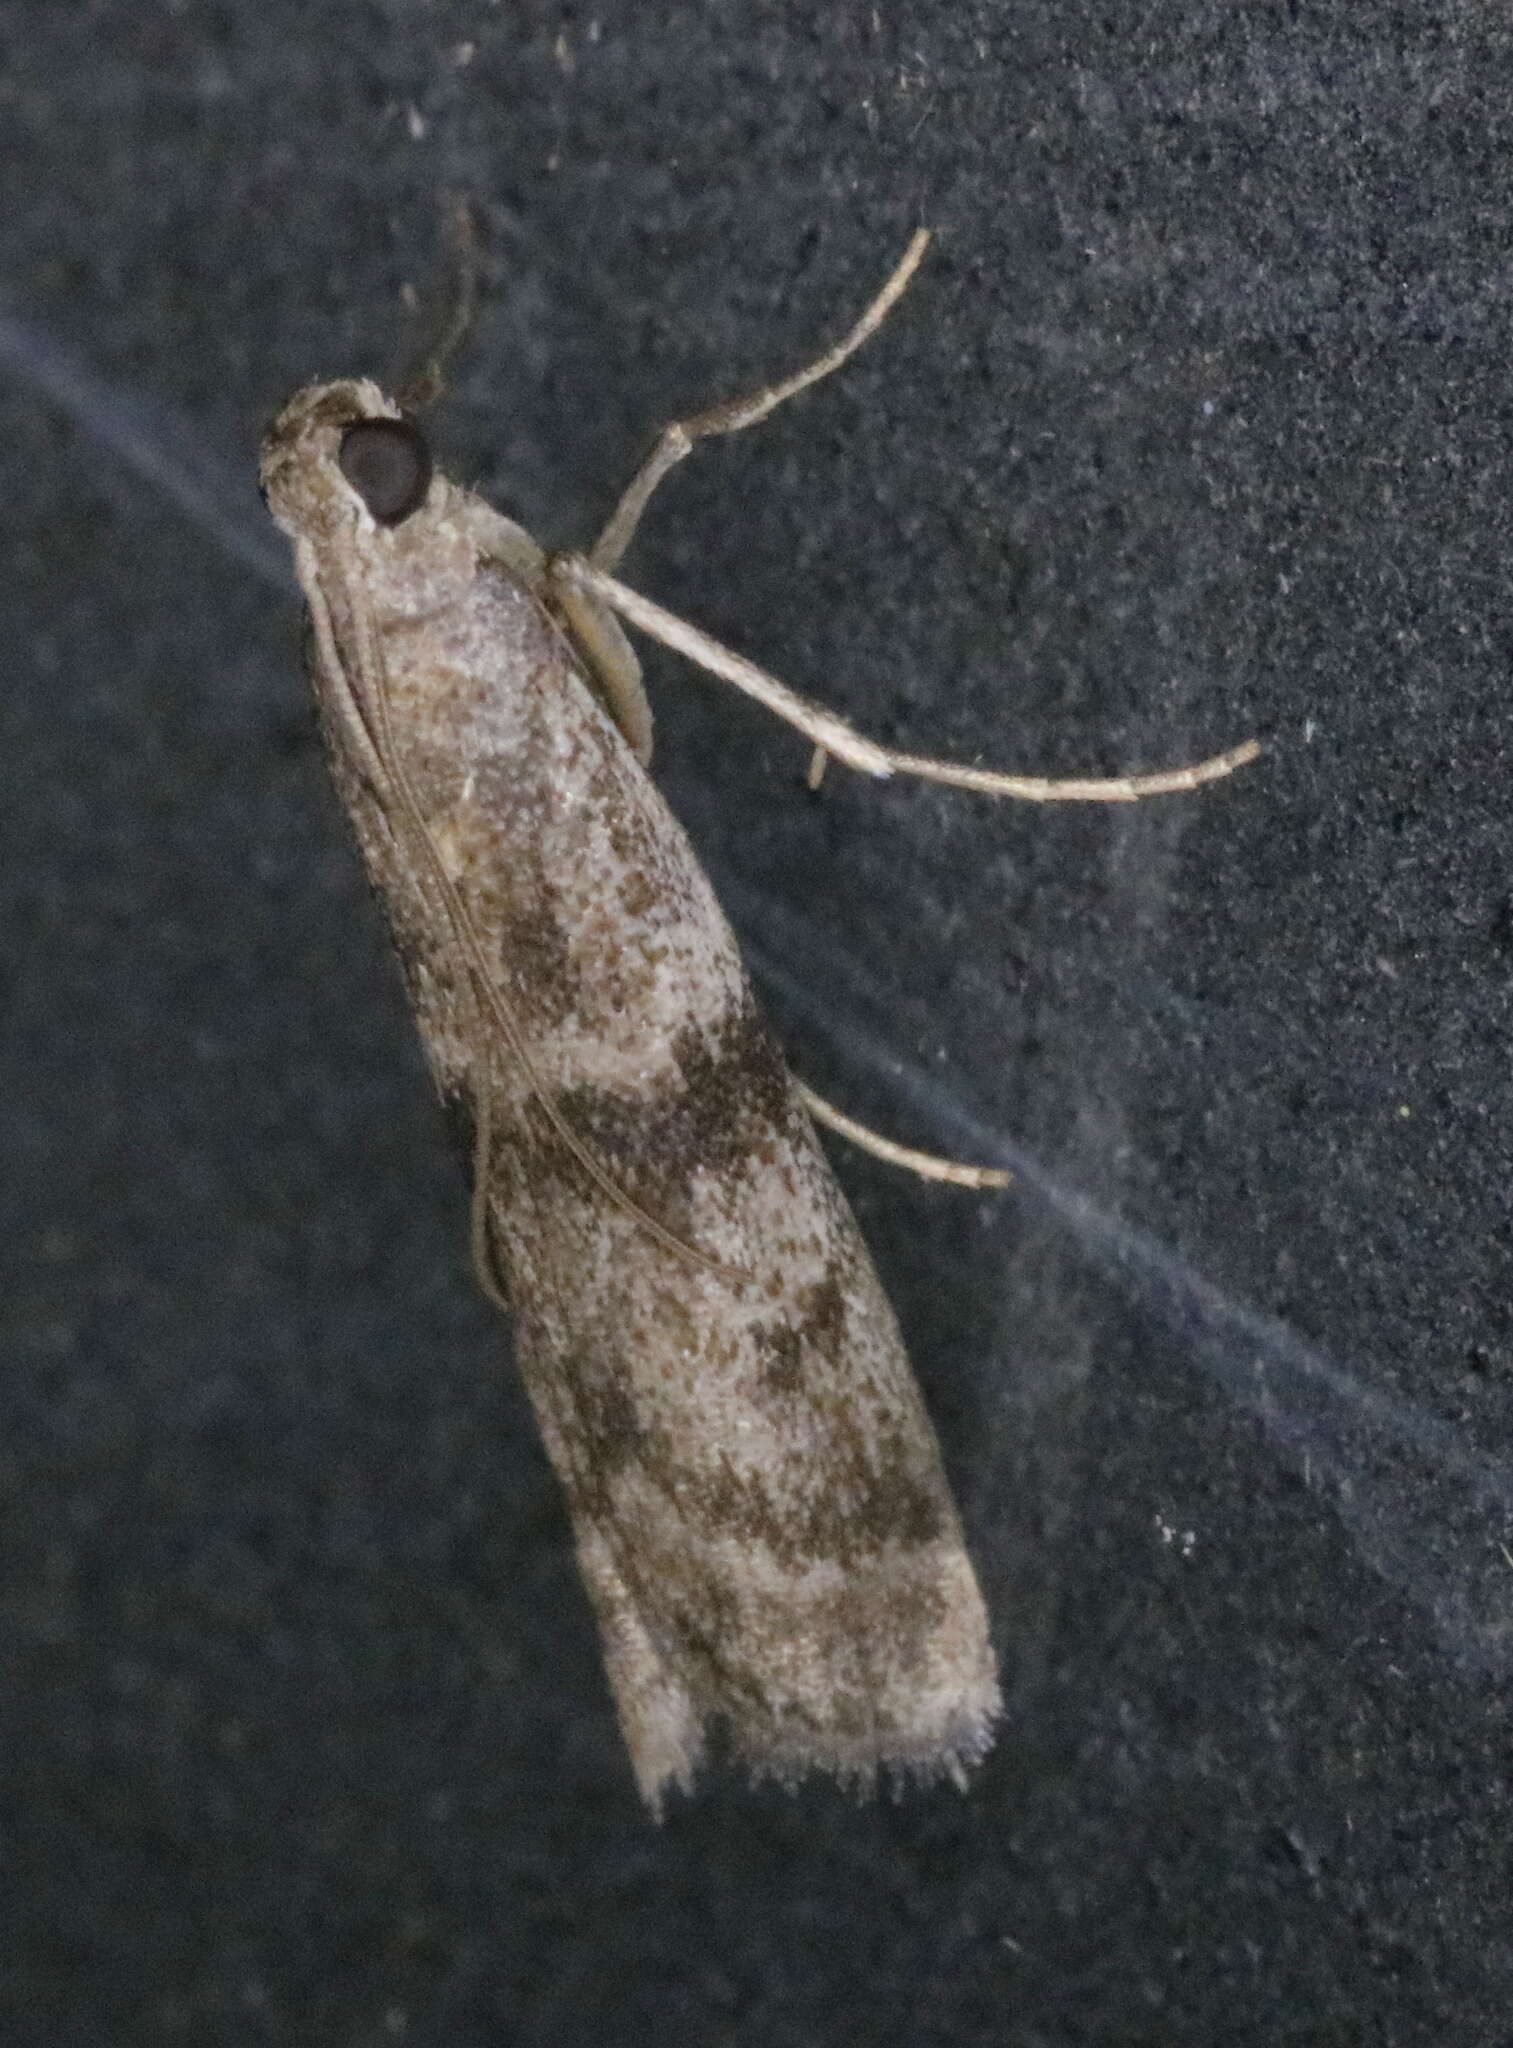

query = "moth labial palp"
[[258, 230, 1258, 1814]]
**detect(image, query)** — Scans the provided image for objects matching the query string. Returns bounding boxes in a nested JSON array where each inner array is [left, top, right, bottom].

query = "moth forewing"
[[260, 376, 1002, 1813]]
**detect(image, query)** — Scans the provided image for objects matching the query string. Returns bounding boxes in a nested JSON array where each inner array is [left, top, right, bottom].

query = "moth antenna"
[[392, 193, 481, 415]]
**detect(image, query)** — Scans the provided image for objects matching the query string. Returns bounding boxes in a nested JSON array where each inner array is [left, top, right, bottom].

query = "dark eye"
[[338, 417, 433, 525]]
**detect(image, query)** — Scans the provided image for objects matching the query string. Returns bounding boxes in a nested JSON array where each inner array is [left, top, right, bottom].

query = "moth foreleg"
[[554, 580, 656, 765], [588, 230, 930, 575]]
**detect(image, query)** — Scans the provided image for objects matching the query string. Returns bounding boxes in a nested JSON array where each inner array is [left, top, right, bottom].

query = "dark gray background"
[[4, 4, 1512, 2042]]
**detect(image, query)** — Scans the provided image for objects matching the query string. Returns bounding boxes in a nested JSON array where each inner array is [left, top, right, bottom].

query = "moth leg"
[[553, 580, 656, 765], [554, 556, 1263, 802], [797, 1082, 1010, 1191], [588, 229, 930, 574]]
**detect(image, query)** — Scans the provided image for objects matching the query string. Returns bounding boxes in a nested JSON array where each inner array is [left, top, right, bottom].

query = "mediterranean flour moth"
[[259, 233, 1255, 1812]]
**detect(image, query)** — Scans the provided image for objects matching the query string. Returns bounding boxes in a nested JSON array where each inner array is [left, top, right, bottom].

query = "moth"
[[259, 231, 1256, 1813]]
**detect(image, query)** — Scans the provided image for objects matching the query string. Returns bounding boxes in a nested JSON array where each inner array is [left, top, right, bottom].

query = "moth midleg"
[[796, 1083, 1010, 1191], [588, 229, 930, 574], [553, 556, 1262, 802]]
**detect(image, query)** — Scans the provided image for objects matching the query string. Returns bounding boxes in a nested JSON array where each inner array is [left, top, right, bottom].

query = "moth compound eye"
[[338, 417, 433, 525]]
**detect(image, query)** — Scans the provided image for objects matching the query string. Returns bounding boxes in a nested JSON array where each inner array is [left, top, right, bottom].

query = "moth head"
[[259, 379, 438, 543]]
